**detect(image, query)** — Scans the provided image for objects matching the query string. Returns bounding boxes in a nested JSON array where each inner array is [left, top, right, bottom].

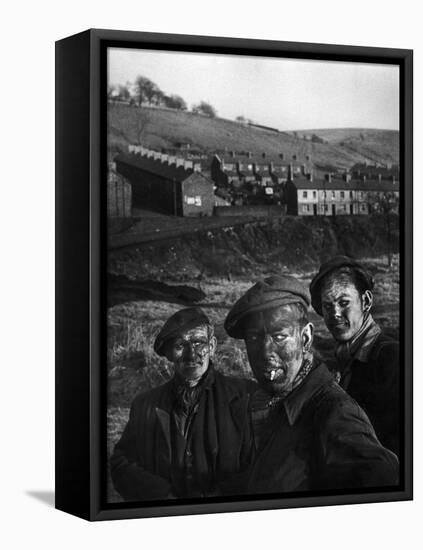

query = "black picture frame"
[[55, 28, 413, 521]]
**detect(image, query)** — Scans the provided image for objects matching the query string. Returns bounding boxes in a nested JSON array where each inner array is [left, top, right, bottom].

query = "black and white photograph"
[[105, 45, 407, 507]]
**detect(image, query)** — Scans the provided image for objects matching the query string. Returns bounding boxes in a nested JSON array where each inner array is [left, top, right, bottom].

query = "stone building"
[[285, 173, 399, 216], [115, 152, 215, 217]]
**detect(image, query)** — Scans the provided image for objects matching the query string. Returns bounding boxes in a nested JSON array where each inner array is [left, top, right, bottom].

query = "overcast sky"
[[108, 47, 399, 131]]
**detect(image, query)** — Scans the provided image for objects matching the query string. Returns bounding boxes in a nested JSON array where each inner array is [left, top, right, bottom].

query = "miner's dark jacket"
[[340, 332, 400, 456], [111, 368, 255, 501], [247, 363, 399, 494]]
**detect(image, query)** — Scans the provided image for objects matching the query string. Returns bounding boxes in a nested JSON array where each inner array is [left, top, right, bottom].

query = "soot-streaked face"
[[165, 324, 217, 385], [243, 305, 313, 396], [320, 273, 372, 343]]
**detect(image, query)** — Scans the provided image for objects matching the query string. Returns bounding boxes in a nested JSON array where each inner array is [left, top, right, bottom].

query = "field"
[[106, 249, 400, 502], [108, 103, 399, 170]]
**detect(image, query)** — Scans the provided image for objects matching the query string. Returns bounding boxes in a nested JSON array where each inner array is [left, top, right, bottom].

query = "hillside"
[[107, 214, 400, 409], [108, 103, 399, 170], [290, 128, 399, 167]]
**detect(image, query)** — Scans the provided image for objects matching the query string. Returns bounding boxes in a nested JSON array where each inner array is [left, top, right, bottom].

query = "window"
[[195, 196, 202, 206], [303, 191, 308, 198], [186, 196, 195, 205], [360, 204, 366, 211], [303, 204, 309, 212], [360, 191, 364, 199], [323, 191, 327, 198], [324, 204, 329, 212], [350, 191, 353, 198], [340, 191, 345, 199], [332, 191, 336, 199], [313, 191, 317, 198]]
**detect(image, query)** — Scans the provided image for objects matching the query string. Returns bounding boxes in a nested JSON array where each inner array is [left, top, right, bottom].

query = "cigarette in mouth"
[[270, 370, 276, 381]]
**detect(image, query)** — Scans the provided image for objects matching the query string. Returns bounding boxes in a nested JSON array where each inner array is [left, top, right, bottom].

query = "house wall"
[[107, 173, 132, 218], [289, 185, 372, 216], [181, 173, 214, 216], [115, 159, 178, 215]]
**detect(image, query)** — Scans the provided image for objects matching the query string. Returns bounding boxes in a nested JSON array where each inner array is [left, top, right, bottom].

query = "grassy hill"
[[290, 128, 399, 167], [108, 103, 399, 170]]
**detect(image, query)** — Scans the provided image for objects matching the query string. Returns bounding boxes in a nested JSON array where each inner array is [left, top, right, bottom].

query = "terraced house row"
[[285, 173, 399, 216], [109, 144, 399, 218]]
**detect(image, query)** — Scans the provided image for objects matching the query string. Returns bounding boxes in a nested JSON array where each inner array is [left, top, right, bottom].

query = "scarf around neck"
[[172, 364, 213, 416], [252, 351, 315, 411]]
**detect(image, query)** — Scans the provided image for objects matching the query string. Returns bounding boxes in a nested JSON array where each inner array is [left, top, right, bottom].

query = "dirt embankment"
[[108, 214, 399, 281]]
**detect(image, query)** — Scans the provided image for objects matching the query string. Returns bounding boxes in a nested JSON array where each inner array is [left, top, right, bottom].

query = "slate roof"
[[217, 153, 304, 167], [351, 163, 400, 178], [115, 153, 194, 183], [290, 177, 400, 192]]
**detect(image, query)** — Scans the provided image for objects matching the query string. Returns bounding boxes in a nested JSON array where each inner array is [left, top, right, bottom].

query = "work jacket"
[[339, 332, 400, 456], [111, 367, 254, 501], [247, 363, 399, 495]]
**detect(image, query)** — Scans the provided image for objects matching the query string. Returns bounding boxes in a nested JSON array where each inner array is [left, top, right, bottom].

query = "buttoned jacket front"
[[247, 363, 399, 494], [111, 368, 254, 501]]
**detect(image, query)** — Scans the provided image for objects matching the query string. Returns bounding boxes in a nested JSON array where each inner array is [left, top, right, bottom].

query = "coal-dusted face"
[[243, 305, 313, 396], [165, 324, 217, 385], [320, 272, 372, 343]]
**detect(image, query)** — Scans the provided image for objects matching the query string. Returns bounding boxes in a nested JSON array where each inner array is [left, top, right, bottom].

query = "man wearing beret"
[[111, 307, 254, 501], [310, 256, 400, 455], [225, 276, 398, 494]]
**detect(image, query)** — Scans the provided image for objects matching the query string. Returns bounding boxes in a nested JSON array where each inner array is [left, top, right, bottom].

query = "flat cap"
[[154, 307, 210, 357], [310, 255, 374, 315], [224, 276, 310, 339]]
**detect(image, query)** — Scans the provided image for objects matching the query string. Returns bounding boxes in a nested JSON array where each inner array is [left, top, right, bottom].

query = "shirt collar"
[[283, 363, 333, 425], [336, 314, 381, 364]]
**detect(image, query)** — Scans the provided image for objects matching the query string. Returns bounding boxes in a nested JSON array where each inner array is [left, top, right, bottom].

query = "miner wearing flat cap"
[[111, 307, 254, 501], [225, 276, 398, 494], [310, 256, 400, 455]]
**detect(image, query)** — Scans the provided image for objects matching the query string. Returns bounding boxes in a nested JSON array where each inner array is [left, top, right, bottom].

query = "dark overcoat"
[[340, 332, 400, 456], [247, 363, 399, 494], [111, 369, 254, 501]]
